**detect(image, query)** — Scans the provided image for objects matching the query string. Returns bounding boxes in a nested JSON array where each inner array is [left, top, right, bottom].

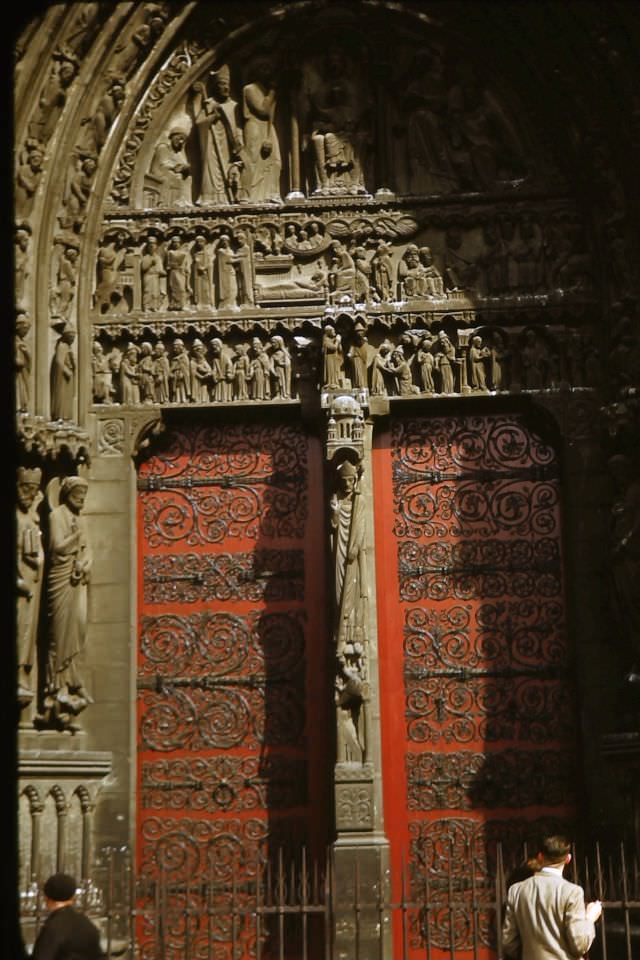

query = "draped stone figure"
[[194, 65, 243, 204], [330, 459, 368, 657], [250, 337, 272, 400], [190, 339, 212, 402], [270, 335, 292, 398], [46, 476, 92, 721], [15, 313, 32, 412], [192, 235, 213, 307], [153, 342, 171, 403], [322, 324, 344, 389], [170, 339, 191, 402], [215, 236, 239, 309], [241, 62, 281, 202], [16, 467, 44, 707], [144, 121, 192, 207], [165, 237, 191, 310], [50, 325, 76, 421], [141, 237, 166, 311], [330, 458, 369, 763]]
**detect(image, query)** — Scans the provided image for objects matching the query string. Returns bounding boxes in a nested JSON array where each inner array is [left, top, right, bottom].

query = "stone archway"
[[14, 2, 640, 956]]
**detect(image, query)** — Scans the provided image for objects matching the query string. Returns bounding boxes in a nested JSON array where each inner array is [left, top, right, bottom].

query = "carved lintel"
[[17, 414, 91, 464]]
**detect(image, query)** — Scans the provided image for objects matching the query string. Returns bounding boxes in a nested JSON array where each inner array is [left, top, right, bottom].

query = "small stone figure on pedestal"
[[17, 467, 44, 707], [50, 324, 76, 421]]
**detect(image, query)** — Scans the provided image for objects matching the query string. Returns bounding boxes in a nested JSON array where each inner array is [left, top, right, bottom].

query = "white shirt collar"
[[540, 865, 565, 877]]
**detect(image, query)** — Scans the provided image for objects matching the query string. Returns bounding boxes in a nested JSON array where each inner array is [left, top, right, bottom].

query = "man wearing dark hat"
[[32, 873, 103, 959]]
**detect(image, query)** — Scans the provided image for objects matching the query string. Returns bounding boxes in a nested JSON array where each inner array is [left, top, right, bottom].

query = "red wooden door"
[[136, 421, 328, 959], [373, 413, 579, 960]]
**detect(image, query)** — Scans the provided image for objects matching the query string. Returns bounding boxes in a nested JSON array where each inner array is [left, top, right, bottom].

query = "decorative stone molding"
[[17, 414, 91, 464]]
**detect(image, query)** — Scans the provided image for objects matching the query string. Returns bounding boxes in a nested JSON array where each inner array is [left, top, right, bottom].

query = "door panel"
[[136, 422, 328, 960], [373, 413, 578, 959]]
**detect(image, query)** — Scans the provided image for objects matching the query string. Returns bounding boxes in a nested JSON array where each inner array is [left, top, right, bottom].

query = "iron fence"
[[20, 842, 640, 959]]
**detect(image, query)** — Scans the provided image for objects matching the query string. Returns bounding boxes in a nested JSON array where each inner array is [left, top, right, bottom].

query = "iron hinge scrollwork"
[[404, 665, 566, 682], [147, 572, 206, 586], [137, 674, 277, 693], [399, 560, 560, 577], [393, 464, 559, 485], [137, 470, 304, 491]]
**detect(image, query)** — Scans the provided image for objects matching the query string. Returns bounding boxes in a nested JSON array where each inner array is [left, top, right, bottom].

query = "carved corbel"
[[130, 411, 166, 459]]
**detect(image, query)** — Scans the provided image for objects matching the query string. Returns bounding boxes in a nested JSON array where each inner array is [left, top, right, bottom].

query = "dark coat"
[[32, 905, 103, 960]]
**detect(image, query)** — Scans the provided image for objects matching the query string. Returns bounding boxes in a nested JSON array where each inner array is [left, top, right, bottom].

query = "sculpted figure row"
[[323, 325, 510, 396], [141, 45, 532, 206], [92, 214, 592, 316], [92, 335, 293, 405], [17, 471, 92, 728]]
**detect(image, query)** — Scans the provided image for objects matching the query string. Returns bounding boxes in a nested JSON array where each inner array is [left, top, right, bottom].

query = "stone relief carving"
[[43, 476, 93, 728], [88, 314, 606, 406], [90, 209, 597, 323], [144, 118, 192, 207], [28, 49, 79, 147], [110, 3, 168, 81], [17, 468, 44, 707], [51, 243, 79, 321], [15, 140, 45, 223]]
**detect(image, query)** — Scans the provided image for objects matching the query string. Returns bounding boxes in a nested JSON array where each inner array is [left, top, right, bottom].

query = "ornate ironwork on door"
[[373, 413, 578, 959], [136, 423, 328, 960]]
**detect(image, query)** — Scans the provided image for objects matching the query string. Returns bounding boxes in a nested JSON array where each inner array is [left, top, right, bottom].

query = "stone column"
[[323, 390, 391, 960]]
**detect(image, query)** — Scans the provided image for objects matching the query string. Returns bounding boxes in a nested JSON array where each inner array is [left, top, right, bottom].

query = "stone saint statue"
[[241, 61, 281, 202], [50, 325, 77, 421], [193, 65, 243, 204], [144, 120, 192, 206], [304, 46, 369, 194], [331, 458, 369, 763], [15, 313, 32, 412], [322, 324, 344, 389], [16, 467, 44, 707], [46, 476, 92, 721], [330, 459, 368, 657]]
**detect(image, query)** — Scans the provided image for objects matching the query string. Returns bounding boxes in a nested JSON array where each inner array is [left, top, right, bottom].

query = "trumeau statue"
[[193, 64, 243, 204], [45, 476, 93, 725], [330, 459, 368, 658], [16, 467, 44, 707], [330, 457, 369, 763]]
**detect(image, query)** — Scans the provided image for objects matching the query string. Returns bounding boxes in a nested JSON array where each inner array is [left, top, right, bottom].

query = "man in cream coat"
[[502, 835, 602, 959]]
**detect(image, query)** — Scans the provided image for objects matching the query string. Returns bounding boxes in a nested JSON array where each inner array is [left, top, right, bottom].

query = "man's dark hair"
[[540, 835, 571, 863]]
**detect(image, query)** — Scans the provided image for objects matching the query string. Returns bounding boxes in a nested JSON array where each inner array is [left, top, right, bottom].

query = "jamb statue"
[[44, 476, 93, 725], [17, 467, 44, 707]]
